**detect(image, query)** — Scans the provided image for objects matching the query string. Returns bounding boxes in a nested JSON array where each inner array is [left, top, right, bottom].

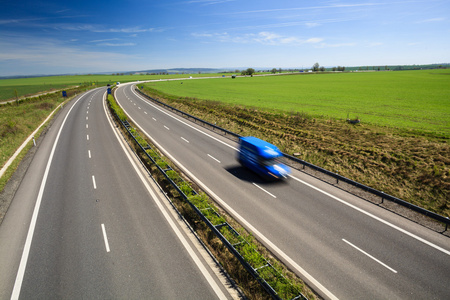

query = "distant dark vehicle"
[[107, 84, 111, 87], [237, 136, 290, 180]]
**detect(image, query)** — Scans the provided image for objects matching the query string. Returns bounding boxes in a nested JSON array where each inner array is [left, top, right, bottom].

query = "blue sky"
[[1, 0, 449, 76]]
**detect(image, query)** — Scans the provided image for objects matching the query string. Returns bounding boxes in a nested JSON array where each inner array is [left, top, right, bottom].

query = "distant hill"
[[342, 63, 450, 71], [1, 64, 448, 79], [135, 68, 234, 74]]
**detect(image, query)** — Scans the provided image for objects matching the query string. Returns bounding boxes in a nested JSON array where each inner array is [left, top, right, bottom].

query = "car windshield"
[[261, 158, 278, 167]]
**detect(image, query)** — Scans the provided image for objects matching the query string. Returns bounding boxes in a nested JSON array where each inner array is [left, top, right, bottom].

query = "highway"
[[115, 82, 450, 300], [0, 88, 236, 299]]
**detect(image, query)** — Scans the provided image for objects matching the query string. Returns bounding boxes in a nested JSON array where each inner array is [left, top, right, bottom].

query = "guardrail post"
[[135, 87, 450, 234]]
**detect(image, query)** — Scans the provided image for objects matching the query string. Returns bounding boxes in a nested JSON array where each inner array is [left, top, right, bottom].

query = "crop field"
[[141, 70, 450, 218], [0, 73, 221, 101], [144, 70, 450, 138]]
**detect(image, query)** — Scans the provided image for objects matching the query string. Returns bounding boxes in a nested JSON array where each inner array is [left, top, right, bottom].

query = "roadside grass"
[[0, 73, 228, 101], [143, 69, 450, 138], [139, 78, 450, 218], [0, 87, 86, 192], [107, 93, 316, 299], [0, 84, 74, 101]]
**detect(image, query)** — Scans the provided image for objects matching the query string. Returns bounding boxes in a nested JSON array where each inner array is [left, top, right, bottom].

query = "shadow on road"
[[225, 165, 288, 187]]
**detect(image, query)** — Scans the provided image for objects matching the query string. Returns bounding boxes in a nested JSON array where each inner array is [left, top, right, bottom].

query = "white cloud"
[[191, 32, 215, 38], [315, 42, 356, 48], [253, 32, 282, 43], [186, 0, 237, 5], [97, 43, 136, 47], [227, 3, 387, 15], [56, 24, 165, 33], [306, 38, 324, 44], [305, 22, 320, 28], [0, 36, 141, 74], [415, 17, 445, 23], [192, 30, 325, 46], [90, 38, 120, 43], [367, 42, 383, 47]]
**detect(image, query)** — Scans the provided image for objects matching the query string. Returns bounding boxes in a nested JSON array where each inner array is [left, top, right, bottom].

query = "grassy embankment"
[[141, 70, 450, 218], [0, 87, 86, 192], [107, 94, 316, 299], [0, 73, 227, 101]]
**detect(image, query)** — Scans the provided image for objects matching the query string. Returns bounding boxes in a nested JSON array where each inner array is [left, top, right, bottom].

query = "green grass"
[[139, 73, 450, 218], [0, 73, 228, 101], [143, 70, 450, 137], [0, 93, 70, 194]]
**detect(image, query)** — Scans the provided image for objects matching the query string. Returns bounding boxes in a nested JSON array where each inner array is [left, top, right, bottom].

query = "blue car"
[[237, 136, 290, 180]]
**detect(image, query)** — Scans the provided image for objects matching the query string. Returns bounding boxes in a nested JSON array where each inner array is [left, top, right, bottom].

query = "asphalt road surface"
[[115, 82, 450, 300], [0, 87, 236, 299]]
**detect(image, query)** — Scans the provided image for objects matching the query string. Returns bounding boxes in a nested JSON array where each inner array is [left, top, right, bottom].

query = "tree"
[[242, 68, 255, 76], [319, 66, 325, 72], [271, 68, 277, 74], [312, 62, 320, 71]]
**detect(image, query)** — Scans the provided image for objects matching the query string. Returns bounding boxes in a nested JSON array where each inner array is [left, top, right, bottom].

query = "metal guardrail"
[[109, 108, 306, 300], [135, 88, 450, 231], [282, 153, 450, 229]]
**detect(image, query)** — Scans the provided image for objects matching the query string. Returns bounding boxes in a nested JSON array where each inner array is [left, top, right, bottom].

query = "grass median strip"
[[139, 72, 450, 219], [106, 92, 316, 300]]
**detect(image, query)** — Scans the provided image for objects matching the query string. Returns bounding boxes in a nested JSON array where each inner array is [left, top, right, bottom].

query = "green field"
[[0, 73, 223, 101], [144, 70, 450, 137]]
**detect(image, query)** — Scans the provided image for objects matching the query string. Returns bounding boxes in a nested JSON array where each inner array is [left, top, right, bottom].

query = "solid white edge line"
[[207, 154, 221, 164], [120, 84, 339, 300], [288, 175, 450, 256], [101, 224, 111, 253], [253, 183, 276, 198], [0, 101, 64, 179], [131, 87, 239, 151], [342, 239, 397, 273], [92, 175, 97, 189], [123, 112, 338, 300], [129, 83, 448, 252], [125, 82, 450, 294], [104, 91, 227, 300], [10, 91, 89, 300]]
